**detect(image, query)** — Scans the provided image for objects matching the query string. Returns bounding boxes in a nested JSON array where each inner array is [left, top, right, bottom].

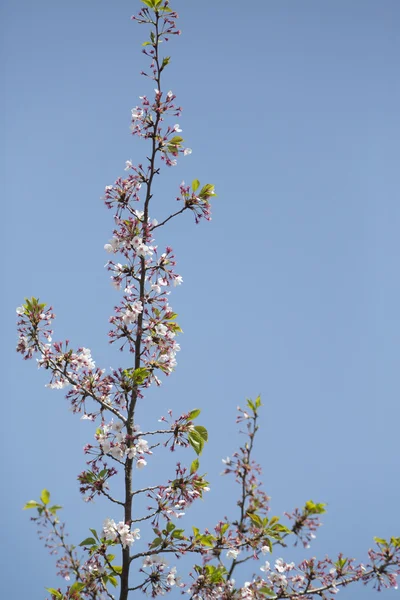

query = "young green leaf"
[[46, 589, 63, 599], [150, 536, 162, 548], [40, 489, 50, 505], [188, 430, 204, 455], [194, 425, 208, 442], [107, 576, 118, 588], [79, 537, 97, 547], [70, 582, 85, 593], [188, 408, 201, 420], [190, 458, 200, 474], [166, 521, 176, 533], [23, 500, 41, 510], [259, 586, 275, 597]]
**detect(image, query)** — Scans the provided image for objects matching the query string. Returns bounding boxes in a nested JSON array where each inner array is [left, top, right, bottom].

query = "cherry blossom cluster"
[[157, 408, 205, 451], [26, 494, 112, 600], [147, 461, 210, 525], [184, 543, 400, 600], [244, 547, 399, 599], [104, 210, 184, 386], [284, 501, 325, 549], [77, 462, 118, 503], [103, 518, 141, 549], [16, 303, 119, 419], [177, 180, 215, 223], [186, 569, 236, 600], [16, 300, 54, 359], [37, 343, 95, 389], [95, 420, 151, 466], [139, 555, 181, 597]]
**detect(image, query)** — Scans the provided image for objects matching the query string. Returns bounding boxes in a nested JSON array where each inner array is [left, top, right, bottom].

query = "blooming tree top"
[[16, 1, 400, 599]]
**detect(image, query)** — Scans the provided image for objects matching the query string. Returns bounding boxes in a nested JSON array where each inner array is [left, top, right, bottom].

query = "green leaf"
[[108, 576, 118, 588], [170, 136, 183, 144], [166, 135, 184, 153], [199, 184, 216, 199], [46, 589, 63, 599], [141, 0, 155, 8], [161, 56, 171, 69], [40, 489, 50, 505], [247, 399, 255, 411], [150, 537, 162, 548], [194, 425, 208, 442], [255, 395, 262, 408], [23, 500, 41, 510], [165, 312, 178, 321], [259, 586, 275, 597], [374, 537, 387, 545], [247, 512, 263, 527], [192, 179, 200, 192], [142, 41, 151, 46], [220, 523, 229, 535], [272, 523, 292, 534], [305, 500, 326, 514], [70, 582, 85, 593], [79, 537, 97, 547], [204, 563, 226, 582], [90, 528, 99, 541], [188, 408, 201, 420], [112, 566, 122, 574], [188, 430, 204, 455], [166, 521, 176, 533], [197, 534, 216, 547], [190, 458, 200, 474], [132, 367, 150, 385], [172, 529, 185, 539]]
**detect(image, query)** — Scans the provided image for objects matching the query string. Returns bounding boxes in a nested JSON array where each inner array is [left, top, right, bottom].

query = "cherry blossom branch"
[[131, 510, 159, 523], [122, 7, 169, 598], [100, 490, 124, 507], [151, 205, 188, 229], [18, 2, 400, 600], [39, 345, 127, 424], [131, 484, 159, 497]]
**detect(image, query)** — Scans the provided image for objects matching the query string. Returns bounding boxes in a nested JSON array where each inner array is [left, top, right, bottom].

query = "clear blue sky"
[[2, 1, 399, 598]]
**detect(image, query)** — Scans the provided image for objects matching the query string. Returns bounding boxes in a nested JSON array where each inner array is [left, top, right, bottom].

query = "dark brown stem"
[[120, 11, 163, 600], [152, 205, 188, 229], [227, 413, 258, 580]]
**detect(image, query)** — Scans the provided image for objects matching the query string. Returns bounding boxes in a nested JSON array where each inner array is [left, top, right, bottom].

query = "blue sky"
[[2, 0, 399, 598]]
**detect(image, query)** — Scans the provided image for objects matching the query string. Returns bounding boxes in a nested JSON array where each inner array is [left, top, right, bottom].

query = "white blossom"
[[155, 323, 168, 337], [260, 561, 270, 572], [173, 275, 183, 286]]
